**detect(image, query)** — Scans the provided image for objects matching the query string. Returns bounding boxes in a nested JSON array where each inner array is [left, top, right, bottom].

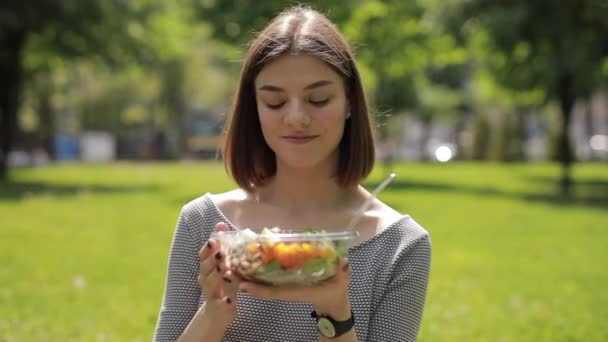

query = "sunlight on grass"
[[1, 162, 607, 341]]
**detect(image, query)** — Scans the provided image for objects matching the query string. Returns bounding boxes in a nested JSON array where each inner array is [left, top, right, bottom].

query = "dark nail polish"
[[223, 276, 232, 284], [215, 251, 222, 260], [226, 297, 232, 304], [342, 262, 350, 272]]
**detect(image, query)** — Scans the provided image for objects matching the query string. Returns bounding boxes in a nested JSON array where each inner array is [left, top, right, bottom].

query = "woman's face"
[[254, 54, 349, 170]]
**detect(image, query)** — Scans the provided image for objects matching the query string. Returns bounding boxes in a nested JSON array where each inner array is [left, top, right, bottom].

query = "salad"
[[212, 227, 354, 285]]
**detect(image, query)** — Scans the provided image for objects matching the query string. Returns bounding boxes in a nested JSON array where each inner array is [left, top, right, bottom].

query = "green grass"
[[1, 162, 607, 341]]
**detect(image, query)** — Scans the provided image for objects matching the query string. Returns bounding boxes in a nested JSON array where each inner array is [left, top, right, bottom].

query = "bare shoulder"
[[370, 199, 405, 231], [209, 189, 249, 214], [352, 198, 405, 245]]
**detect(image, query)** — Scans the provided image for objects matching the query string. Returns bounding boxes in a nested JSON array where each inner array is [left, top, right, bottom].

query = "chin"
[[276, 152, 337, 171]]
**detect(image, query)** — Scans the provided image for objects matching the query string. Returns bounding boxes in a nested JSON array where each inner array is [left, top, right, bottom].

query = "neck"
[[255, 160, 357, 214]]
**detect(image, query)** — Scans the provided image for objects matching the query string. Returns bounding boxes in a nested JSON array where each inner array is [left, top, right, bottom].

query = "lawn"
[[1, 162, 607, 341]]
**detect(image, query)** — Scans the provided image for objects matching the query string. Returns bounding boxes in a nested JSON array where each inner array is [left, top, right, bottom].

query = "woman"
[[154, 6, 431, 342]]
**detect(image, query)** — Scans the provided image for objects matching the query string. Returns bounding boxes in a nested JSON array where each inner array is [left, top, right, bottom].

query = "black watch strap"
[[311, 310, 355, 338]]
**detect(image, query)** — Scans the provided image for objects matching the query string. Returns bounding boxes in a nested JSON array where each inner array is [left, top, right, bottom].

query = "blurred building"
[[570, 92, 608, 161], [387, 91, 608, 162], [184, 108, 224, 160]]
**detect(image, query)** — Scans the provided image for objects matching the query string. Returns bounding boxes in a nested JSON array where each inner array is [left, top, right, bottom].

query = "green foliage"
[[193, 0, 469, 118], [15, 0, 239, 146], [191, 0, 357, 45], [466, 28, 547, 110], [10, 0, 160, 73], [6, 0, 608, 177], [459, 0, 608, 100], [453, 0, 608, 191], [1, 163, 607, 341]]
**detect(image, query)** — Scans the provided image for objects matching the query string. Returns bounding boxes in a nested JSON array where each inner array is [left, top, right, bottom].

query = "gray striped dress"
[[154, 193, 431, 341]]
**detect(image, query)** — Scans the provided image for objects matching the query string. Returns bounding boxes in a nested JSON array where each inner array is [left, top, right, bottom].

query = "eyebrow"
[[258, 80, 334, 92]]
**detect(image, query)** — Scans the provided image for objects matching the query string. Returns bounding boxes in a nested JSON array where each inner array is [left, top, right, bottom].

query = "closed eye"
[[310, 98, 329, 107], [266, 102, 285, 110]]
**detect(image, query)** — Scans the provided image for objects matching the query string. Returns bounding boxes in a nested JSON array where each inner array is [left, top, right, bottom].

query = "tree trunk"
[[471, 111, 490, 160], [0, 29, 26, 181], [419, 115, 433, 161], [511, 108, 527, 161], [557, 73, 575, 195], [36, 72, 55, 158], [584, 97, 594, 160], [161, 59, 187, 158]]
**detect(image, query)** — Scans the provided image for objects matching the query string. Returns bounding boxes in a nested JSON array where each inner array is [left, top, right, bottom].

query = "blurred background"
[[1, 1, 607, 341]]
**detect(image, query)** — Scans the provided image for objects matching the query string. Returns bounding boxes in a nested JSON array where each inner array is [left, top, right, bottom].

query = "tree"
[[194, 0, 469, 157], [191, 0, 357, 45], [0, 0, 156, 181], [454, 0, 608, 194], [341, 0, 469, 160]]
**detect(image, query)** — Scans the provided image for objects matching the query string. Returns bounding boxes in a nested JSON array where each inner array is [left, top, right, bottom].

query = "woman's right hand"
[[198, 222, 238, 327]]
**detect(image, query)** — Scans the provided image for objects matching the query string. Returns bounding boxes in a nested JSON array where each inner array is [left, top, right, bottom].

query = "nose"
[[284, 100, 311, 128]]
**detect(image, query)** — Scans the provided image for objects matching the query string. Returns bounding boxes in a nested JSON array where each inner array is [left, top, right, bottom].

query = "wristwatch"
[[311, 310, 355, 338]]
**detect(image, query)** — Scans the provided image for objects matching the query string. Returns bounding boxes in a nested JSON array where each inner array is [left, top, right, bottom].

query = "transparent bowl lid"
[[211, 229, 358, 241]]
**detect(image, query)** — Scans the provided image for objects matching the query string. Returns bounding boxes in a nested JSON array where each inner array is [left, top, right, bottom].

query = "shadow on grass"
[[363, 178, 608, 210], [0, 181, 160, 201]]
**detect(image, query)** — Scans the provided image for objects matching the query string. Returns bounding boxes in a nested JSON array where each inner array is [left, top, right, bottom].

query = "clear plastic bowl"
[[211, 228, 356, 286]]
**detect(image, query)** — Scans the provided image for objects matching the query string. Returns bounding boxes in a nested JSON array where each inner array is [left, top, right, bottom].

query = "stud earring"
[[346, 112, 351, 119]]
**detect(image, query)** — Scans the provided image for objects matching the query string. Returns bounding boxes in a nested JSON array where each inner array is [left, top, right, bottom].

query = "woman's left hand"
[[227, 258, 352, 313]]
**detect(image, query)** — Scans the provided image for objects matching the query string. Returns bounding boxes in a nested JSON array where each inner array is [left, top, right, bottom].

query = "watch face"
[[317, 317, 336, 338]]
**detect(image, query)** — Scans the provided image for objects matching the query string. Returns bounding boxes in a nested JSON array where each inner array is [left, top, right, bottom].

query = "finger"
[[203, 263, 226, 298], [199, 238, 219, 261], [221, 296, 233, 306], [290, 258, 351, 291], [215, 222, 229, 232], [339, 258, 351, 274], [221, 270, 240, 299], [199, 250, 225, 290], [331, 257, 352, 284], [200, 247, 223, 276], [199, 257, 216, 279], [239, 280, 313, 301], [221, 269, 242, 286], [238, 281, 272, 299]]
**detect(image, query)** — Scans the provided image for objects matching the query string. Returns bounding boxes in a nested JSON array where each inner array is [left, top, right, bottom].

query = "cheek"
[[258, 109, 277, 126], [257, 110, 279, 143], [318, 101, 347, 126]]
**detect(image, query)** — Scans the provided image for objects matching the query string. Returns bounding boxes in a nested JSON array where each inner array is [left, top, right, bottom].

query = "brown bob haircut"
[[222, 6, 375, 192]]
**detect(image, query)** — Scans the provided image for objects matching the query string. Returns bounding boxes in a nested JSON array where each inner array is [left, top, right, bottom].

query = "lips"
[[282, 135, 319, 144]]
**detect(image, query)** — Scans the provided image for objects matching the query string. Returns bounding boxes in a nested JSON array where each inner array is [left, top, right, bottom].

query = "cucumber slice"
[[302, 258, 327, 274], [334, 240, 348, 256], [257, 260, 282, 275]]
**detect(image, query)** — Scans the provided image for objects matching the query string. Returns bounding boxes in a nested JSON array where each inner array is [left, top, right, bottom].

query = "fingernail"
[[215, 251, 222, 260], [223, 276, 232, 284], [342, 262, 350, 272], [204, 240, 210, 249], [216, 265, 221, 272], [226, 297, 232, 304], [207, 239, 214, 248]]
